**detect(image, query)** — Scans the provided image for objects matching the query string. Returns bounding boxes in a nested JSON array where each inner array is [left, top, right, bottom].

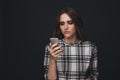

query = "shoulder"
[[80, 40, 97, 47], [80, 41, 97, 53], [45, 44, 49, 50]]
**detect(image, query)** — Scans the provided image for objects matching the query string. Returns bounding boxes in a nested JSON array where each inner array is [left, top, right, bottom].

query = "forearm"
[[47, 58, 57, 80]]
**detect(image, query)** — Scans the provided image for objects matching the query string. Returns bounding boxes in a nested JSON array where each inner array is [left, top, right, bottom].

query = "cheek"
[[72, 29, 76, 34], [70, 26, 76, 32]]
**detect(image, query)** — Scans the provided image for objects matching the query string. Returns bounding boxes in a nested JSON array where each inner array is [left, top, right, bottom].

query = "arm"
[[47, 57, 57, 80], [85, 44, 98, 80], [89, 45, 99, 80], [44, 43, 63, 80], [44, 45, 57, 80], [44, 45, 50, 80]]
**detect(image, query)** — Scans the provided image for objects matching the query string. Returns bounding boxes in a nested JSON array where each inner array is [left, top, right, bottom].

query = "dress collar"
[[59, 39, 81, 46]]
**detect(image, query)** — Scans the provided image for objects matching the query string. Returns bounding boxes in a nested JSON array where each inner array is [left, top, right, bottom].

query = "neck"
[[63, 36, 79, 44]]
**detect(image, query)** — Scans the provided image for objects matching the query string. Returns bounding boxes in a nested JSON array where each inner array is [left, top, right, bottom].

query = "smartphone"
[[50, 38, 58, 44]]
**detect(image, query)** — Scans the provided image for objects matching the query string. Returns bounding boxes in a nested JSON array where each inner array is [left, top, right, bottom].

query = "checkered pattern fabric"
[[44, 40, 98, 80]]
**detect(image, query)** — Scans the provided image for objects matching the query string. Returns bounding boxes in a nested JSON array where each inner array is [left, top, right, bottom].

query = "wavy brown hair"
[[52, 7, 87, 41]]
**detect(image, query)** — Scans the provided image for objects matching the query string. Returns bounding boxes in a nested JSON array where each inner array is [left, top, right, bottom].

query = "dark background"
[[1, 0, 120, 80]]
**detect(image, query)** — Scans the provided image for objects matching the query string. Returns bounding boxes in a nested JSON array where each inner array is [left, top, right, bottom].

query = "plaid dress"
[[44, 40, 98, 80]]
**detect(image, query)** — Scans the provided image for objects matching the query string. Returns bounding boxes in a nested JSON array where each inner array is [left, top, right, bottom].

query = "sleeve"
[[44, 45, 50, 80], [89, 44, 99, 80]]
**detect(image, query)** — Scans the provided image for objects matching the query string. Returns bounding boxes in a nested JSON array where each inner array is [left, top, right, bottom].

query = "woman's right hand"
[[49, 43, 63, 60]]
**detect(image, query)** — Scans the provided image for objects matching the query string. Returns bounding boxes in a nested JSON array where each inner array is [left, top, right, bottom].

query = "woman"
[[44, 7, 98, 80]]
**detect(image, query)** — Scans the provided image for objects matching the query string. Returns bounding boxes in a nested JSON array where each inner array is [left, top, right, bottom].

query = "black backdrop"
[[1, 0, 120, 80]]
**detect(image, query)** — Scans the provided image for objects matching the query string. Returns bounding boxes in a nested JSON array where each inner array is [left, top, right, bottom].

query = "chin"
[[64, 35, 72, 38]]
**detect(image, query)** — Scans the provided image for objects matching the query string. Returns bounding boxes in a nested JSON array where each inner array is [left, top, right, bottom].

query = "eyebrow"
[[60, 20, 72, 22]]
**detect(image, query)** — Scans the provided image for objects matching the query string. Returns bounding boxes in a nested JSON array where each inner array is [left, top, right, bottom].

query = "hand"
[[85, 78, 91, 80], [49, 43, 63, 60]]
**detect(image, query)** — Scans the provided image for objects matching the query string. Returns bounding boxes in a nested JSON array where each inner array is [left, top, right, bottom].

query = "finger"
[[49, 43, 51, 47], [53, 51, 63, 58], [52, 46, 61, 52], [51, 49, 62, 56], [49, 47, 61, 55], [51, 49, 63, 58], [50, 43, 58, 49], [56, 52, 63, 56], [58, 45, 63, 50], [54, 49, 63, 55]]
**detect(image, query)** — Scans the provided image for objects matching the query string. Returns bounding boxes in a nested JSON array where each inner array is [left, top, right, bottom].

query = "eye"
[[59, 22, 64, 26], [67, 20, 73, 25]]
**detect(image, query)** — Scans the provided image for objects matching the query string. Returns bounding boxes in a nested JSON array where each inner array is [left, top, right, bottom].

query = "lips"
[[64, 31, 70, 34]]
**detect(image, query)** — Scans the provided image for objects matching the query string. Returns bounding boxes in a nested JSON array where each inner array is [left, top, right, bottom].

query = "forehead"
[[60, 13, 72, 22]]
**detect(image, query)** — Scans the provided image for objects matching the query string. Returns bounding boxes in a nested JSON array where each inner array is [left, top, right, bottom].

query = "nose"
[[64, 23, 68, 30]]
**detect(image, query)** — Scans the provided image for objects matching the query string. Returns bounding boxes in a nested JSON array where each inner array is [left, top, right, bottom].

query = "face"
[[59, 13, 77, 39]]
